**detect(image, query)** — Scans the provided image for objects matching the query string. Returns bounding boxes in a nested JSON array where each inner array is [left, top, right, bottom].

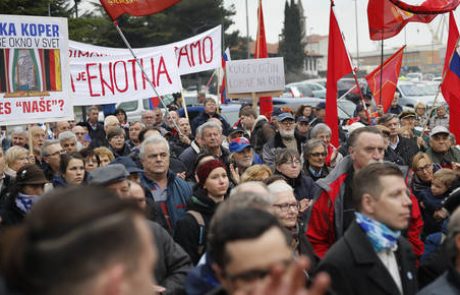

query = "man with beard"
[[262, 112, 302, 167], [228, 137, 261, 185]]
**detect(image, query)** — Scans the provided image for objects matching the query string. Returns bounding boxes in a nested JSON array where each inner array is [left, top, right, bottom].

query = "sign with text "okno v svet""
[[226, 57, 285, 94]]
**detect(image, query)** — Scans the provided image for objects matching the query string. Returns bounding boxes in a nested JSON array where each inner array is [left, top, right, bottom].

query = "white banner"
[[69, 25, 222, 75], [0, 14, 73, 125], [71, 50, 182, 106], [226, 57, 285, 94]]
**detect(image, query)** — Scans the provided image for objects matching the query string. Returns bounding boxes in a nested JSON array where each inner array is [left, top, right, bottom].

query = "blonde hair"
[[433, 169, 459, 188], [93, 147, 114, 162], [5, 146, 29, 169], [411, 152, 432, 170], [240, 164, 273, 183]]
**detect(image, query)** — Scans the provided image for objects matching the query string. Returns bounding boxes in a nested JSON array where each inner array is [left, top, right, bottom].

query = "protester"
[[228, 137, 261, 184], [239, 164, 273, 183], [4, 146, 30, 179], [374, 125, 405, 165], [83, 106, 107, 148], [316, 163, 417, 295], [415, 102, 428, 128], [114, 107, 129, 130], [379, 113, 419, 166], [0, 147, 12, 201], [40, 140, 64, 181], [411, 152, 441, 198], [303, 139, 330, 181], [54, 121, 71, 138], [93, 147, 114, 166], [174, 159, 229, 264], [429, 104, 449, 130], [140, 136, 192, 232], [263, 112, 302, 167], [388, 93, 403, 115], [126, 121, 145, 149], [79, 147, 100, 173], [295, 116, 311, 142], [426, 126, 460, 167], [53, 153, 85, 187], [28, 126, 46, 162], [0, 186, 159, 295], [310, 123, 343, 168], [107, 127, 130, 158], [72, 125, 88, 149], [9, 127, 28, 148], [418, 207, 460, 294], [0, 164, 47, 226], [58, 131, 78, 154], [191, 98, 230, 136]]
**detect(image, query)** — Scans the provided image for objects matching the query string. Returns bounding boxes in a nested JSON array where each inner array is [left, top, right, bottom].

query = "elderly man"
[[104, 115, 120, 135], [379, 113, 419, 166], [179, 121, 229, 180], [81, 106, 106, 148], [28, 126, 46, 162], [126, 121, 145, 149], [263, 112, 302, 167], [54, 121, 70, 138], [426, 126, 460, 167], [429, 104, 449, 130], [140, 136, 192, 233], [191, 98, 230, 135], [169, 118, 192, 157], [10, 127, 28, 148], [58, 131, 78, 154], [317, 163, 417, 295], [41, 140, 64, 181], [141, 109, 163, 128], [72, 125, 88, 149], [307, 126, 423, 259]]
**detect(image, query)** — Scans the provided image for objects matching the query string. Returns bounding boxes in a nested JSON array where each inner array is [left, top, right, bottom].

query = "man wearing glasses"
[[426, 126, 460, 168], [40, 140, 65, 181], [262, 112, 302, 167]]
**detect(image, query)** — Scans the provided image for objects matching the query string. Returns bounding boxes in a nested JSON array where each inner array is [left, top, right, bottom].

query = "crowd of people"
[[0, 96, 459, 295]]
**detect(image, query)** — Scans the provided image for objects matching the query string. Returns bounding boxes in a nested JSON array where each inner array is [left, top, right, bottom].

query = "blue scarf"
[[15, 193, 40, 214], [355, 212, 401, 252]]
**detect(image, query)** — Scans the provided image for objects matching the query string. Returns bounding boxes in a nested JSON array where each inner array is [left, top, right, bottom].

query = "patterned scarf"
[[355, 212, 400, 252], [15, 193, 40, 214]]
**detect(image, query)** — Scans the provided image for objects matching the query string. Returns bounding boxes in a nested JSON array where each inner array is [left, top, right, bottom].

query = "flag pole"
[[112, 21, 183, 135], [379, 39, 384, 106]]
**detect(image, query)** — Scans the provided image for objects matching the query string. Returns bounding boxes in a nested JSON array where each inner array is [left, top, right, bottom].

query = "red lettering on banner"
[[70, 75, 76, 92], [0, 102, 11, 114], [157, 56, 172, 85], [99, 62, 114, 96], [140, 58, 148, 90], [202, 36, 213, 63], [129, 59, 138, 90], [176, 36, 214, 68], [189, 41, 202, 66], [113, 60, 128, 93], [86, 63, 100, 97], [21, 98, 52, 113]]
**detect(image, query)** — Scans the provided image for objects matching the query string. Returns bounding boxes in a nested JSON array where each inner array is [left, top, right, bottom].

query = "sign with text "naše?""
[[226, 57, 285, 95]]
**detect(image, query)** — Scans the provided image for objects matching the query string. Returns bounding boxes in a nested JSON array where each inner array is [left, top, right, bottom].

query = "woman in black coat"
[[303, 139, 331, 181], [174, 159, 229, 264], [0, 164, 47, 226]]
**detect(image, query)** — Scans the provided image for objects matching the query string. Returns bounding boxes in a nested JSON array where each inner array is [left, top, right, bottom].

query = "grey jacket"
[[417, 271, 460, 295]]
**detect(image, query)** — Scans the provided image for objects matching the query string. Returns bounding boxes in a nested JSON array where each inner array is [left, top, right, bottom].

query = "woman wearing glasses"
[[267, 180, 318, 271], [303, 139, 330, 181], [411, 152, 441, 200]]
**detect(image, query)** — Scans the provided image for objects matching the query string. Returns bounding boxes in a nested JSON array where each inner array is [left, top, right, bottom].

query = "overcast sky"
[[224, 0, 457, 54]]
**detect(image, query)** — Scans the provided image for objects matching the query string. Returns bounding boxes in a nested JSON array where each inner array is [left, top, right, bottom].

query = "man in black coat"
[[316, 162, 418, 295]]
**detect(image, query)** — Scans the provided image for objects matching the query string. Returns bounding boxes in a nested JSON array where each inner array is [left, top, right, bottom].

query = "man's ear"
[[360, 193, 376, 215], [211, 263, 225, 283], [100, 264, 125, 295]]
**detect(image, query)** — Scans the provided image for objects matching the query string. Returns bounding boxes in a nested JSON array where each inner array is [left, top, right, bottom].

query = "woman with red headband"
[[174, 158, 229, 264]]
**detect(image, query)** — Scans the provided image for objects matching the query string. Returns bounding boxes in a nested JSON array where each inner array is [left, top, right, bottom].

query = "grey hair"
[[267, 180, 294, 198], [139, 135, 169, 159], [58, 131, 77, 142], [303, 139, 327, 156], [310, 123, 331, 139], [41, 140, 61, 157], [11, 126, 27, 136], [196, 121, 222, 138]]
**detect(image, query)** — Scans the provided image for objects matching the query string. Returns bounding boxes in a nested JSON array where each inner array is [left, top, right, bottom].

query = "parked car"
[[177, 103, 241, 126], [396, 80, 444, 108], [283, 81, 326, 99], [114, 95, 175, 123]]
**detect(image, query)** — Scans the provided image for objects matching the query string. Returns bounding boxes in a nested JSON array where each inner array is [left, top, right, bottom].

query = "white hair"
[[139, 135, 169, 159], [267, 180, 293, 195]]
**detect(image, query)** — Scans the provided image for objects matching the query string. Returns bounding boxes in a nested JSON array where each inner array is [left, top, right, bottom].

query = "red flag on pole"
[[365, 46, 405, 112], [388, 0, 460, 14], [325, 5, 353, 147], [254, 0, 272, 120], [100, 0, 180, 21], [367, 0, 436, 41], [440, 12, 460, 142]]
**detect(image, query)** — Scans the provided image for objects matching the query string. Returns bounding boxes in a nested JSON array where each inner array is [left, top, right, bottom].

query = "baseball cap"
[[277, 112, 295, 122], [296, 116, 310, 123], [229, 137, 252, 153], [110, 157, 143, 174], [430, 126, 450, 137], [316, 102, 326, 110]]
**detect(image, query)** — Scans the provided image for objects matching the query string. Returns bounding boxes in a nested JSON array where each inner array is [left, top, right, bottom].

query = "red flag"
[[100, 0, 180, 21], [368, 0, 436, 41], [365, 46, 405, 112], [325, 6, 353, 147], [440, 12, 460, 142], [388, 0, 460, 14], [254, 0, 272, 120]]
